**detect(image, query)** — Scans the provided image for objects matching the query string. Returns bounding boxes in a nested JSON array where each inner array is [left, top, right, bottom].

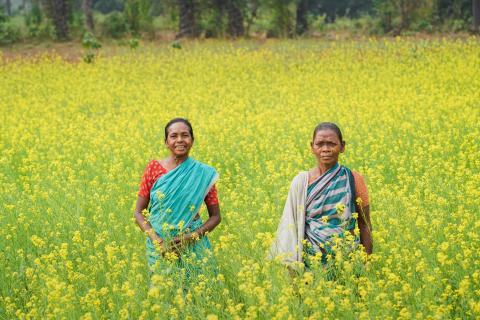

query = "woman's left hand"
[[168, 202, 221, 254], [169, 233, 193, 252]]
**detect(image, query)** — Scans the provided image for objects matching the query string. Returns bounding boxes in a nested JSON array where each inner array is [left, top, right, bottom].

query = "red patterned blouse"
[[138, 160, 219, 206]]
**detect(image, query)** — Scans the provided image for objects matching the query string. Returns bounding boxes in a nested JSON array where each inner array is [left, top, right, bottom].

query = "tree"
[[374, 0, 434, 33], [293, 0, 373, 33], [269, 0, 295, 37], [177, 0, 196, 37], [42, 0, 70, 39], [201, 0, 227, 38], [295, 0, 309, 35], [348, 0, 373, 17], [226, 0, 244, 37], [210, 0, 225, 37], [83, 0, 94, 31], [93, 0, 124, 14], [474, 0, 480, 31], [398, 0, 421, 30], [5, 0, 11, 16]]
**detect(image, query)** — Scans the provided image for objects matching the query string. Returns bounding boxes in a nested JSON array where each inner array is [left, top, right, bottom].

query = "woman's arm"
[[173, 203, 221, 245], [193, 203, 222, 237], [357, 205, 372, 254], [133, 195, 163, 246], [352, 172, 372, 255]]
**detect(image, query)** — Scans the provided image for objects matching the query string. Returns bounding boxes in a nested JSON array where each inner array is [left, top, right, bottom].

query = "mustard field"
[[1, 39, 479, 319]]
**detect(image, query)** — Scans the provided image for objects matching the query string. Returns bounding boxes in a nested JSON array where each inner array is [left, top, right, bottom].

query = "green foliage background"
[[0, 0, 478, 44]]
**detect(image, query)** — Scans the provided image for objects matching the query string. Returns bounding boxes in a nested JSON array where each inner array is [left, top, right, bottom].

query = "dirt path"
[[0, 32, 177, 63], [1, 33, 477, 63], [1, 41, 86, 63]]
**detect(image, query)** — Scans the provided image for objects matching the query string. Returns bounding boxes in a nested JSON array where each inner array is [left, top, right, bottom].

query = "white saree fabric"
[[268, 171, 308, 266]]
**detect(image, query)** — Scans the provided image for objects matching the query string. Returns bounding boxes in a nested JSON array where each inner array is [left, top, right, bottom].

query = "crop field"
[[1, 39, 479, 319]]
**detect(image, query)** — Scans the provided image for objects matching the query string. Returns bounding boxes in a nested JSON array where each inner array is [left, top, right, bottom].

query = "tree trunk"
[[43, 0, 70, 40], [399, 0, 407, 31], [177, 0, 196, 38], [214, 0, 225, 35], [324, 4, 336, 23], [244, 0, 258, 37], [295, 0, 308, 35], [271, 0, 293, 37], [5, 0, 11, 16], [52, 0, 69, 40], [206, 0, 224, 38], [474, 0, 480, 32], [226, 0, 244, 37], [83, 0, 94, 32]]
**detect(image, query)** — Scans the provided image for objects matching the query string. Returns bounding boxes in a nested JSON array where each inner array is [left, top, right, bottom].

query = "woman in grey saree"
[[270, 122, 372, 270]]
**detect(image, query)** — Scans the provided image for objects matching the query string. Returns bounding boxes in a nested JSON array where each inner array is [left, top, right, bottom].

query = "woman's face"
[[311, 129, 345, 167], [165, 122, 193, 157]]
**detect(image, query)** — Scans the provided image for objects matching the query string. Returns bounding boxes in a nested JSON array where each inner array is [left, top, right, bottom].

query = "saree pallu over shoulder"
[[146, 157, 218, 267], [268, 171, 308, 267], [305, 163, 357, 257], [148, 157, 218, 238]]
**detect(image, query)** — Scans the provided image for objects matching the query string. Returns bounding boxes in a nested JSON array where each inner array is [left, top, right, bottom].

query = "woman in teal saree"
[[134, 118, 221, 277]]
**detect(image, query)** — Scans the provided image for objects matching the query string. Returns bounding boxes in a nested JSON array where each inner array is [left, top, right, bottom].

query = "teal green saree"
[[146, 157, 218, 273]]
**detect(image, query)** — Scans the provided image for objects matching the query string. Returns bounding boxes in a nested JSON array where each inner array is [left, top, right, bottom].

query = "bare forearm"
[[134, 212, 154, 236], [357, 204, 372, 254], [133, 196, 161, 243], [194, 215, 221, 237], [359, 226, 373, 254], [188, 203, 221, 239]]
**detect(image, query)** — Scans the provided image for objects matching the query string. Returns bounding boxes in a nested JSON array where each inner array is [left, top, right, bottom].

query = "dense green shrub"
[[0, 11, 22, 45], [124, 0, 153, 37], [82, 31, 102, 63], [446, 18, 470, 32], [100, 11, 128, 38], [94, 0, 124, 14], [412, 19, 433, 32]]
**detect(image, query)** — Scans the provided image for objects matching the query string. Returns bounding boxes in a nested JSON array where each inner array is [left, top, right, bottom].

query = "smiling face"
[[311, 129, 345, 167], [165, 122, 193, 157]]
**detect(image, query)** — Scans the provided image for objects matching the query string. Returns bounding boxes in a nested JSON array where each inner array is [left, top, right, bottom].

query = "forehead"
[[167, 122, 190, 134], [313, 129, 340, 141]]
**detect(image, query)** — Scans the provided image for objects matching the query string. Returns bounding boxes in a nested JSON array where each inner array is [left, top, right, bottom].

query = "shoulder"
[[193, 159, 219, 177], [145, 159, 163, 169], [351, 171, 367, 187], [194, 158, 216, 171], [291, 171, 309, 187], [143, 160, 155, 171], [285, 172, 308, 198], [143, 160, 167, 174], [351, 171, 369, 206]]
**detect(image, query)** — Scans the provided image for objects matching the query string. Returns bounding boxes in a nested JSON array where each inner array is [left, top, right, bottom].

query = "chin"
[[321, 160, 336, 166], [175, 151, 189, 157]]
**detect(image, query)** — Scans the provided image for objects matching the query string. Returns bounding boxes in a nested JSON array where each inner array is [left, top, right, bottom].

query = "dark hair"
[[164, 118, 194, 142], [312, 122, 344, 143]]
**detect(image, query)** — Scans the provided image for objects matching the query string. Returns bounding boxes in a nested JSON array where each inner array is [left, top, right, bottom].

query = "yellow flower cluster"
[[1, 38, 479, 319]]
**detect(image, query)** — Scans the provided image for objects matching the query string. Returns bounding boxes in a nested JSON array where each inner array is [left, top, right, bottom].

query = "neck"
[[170, 154, 188, 166], [317, 162, 337, 175]]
